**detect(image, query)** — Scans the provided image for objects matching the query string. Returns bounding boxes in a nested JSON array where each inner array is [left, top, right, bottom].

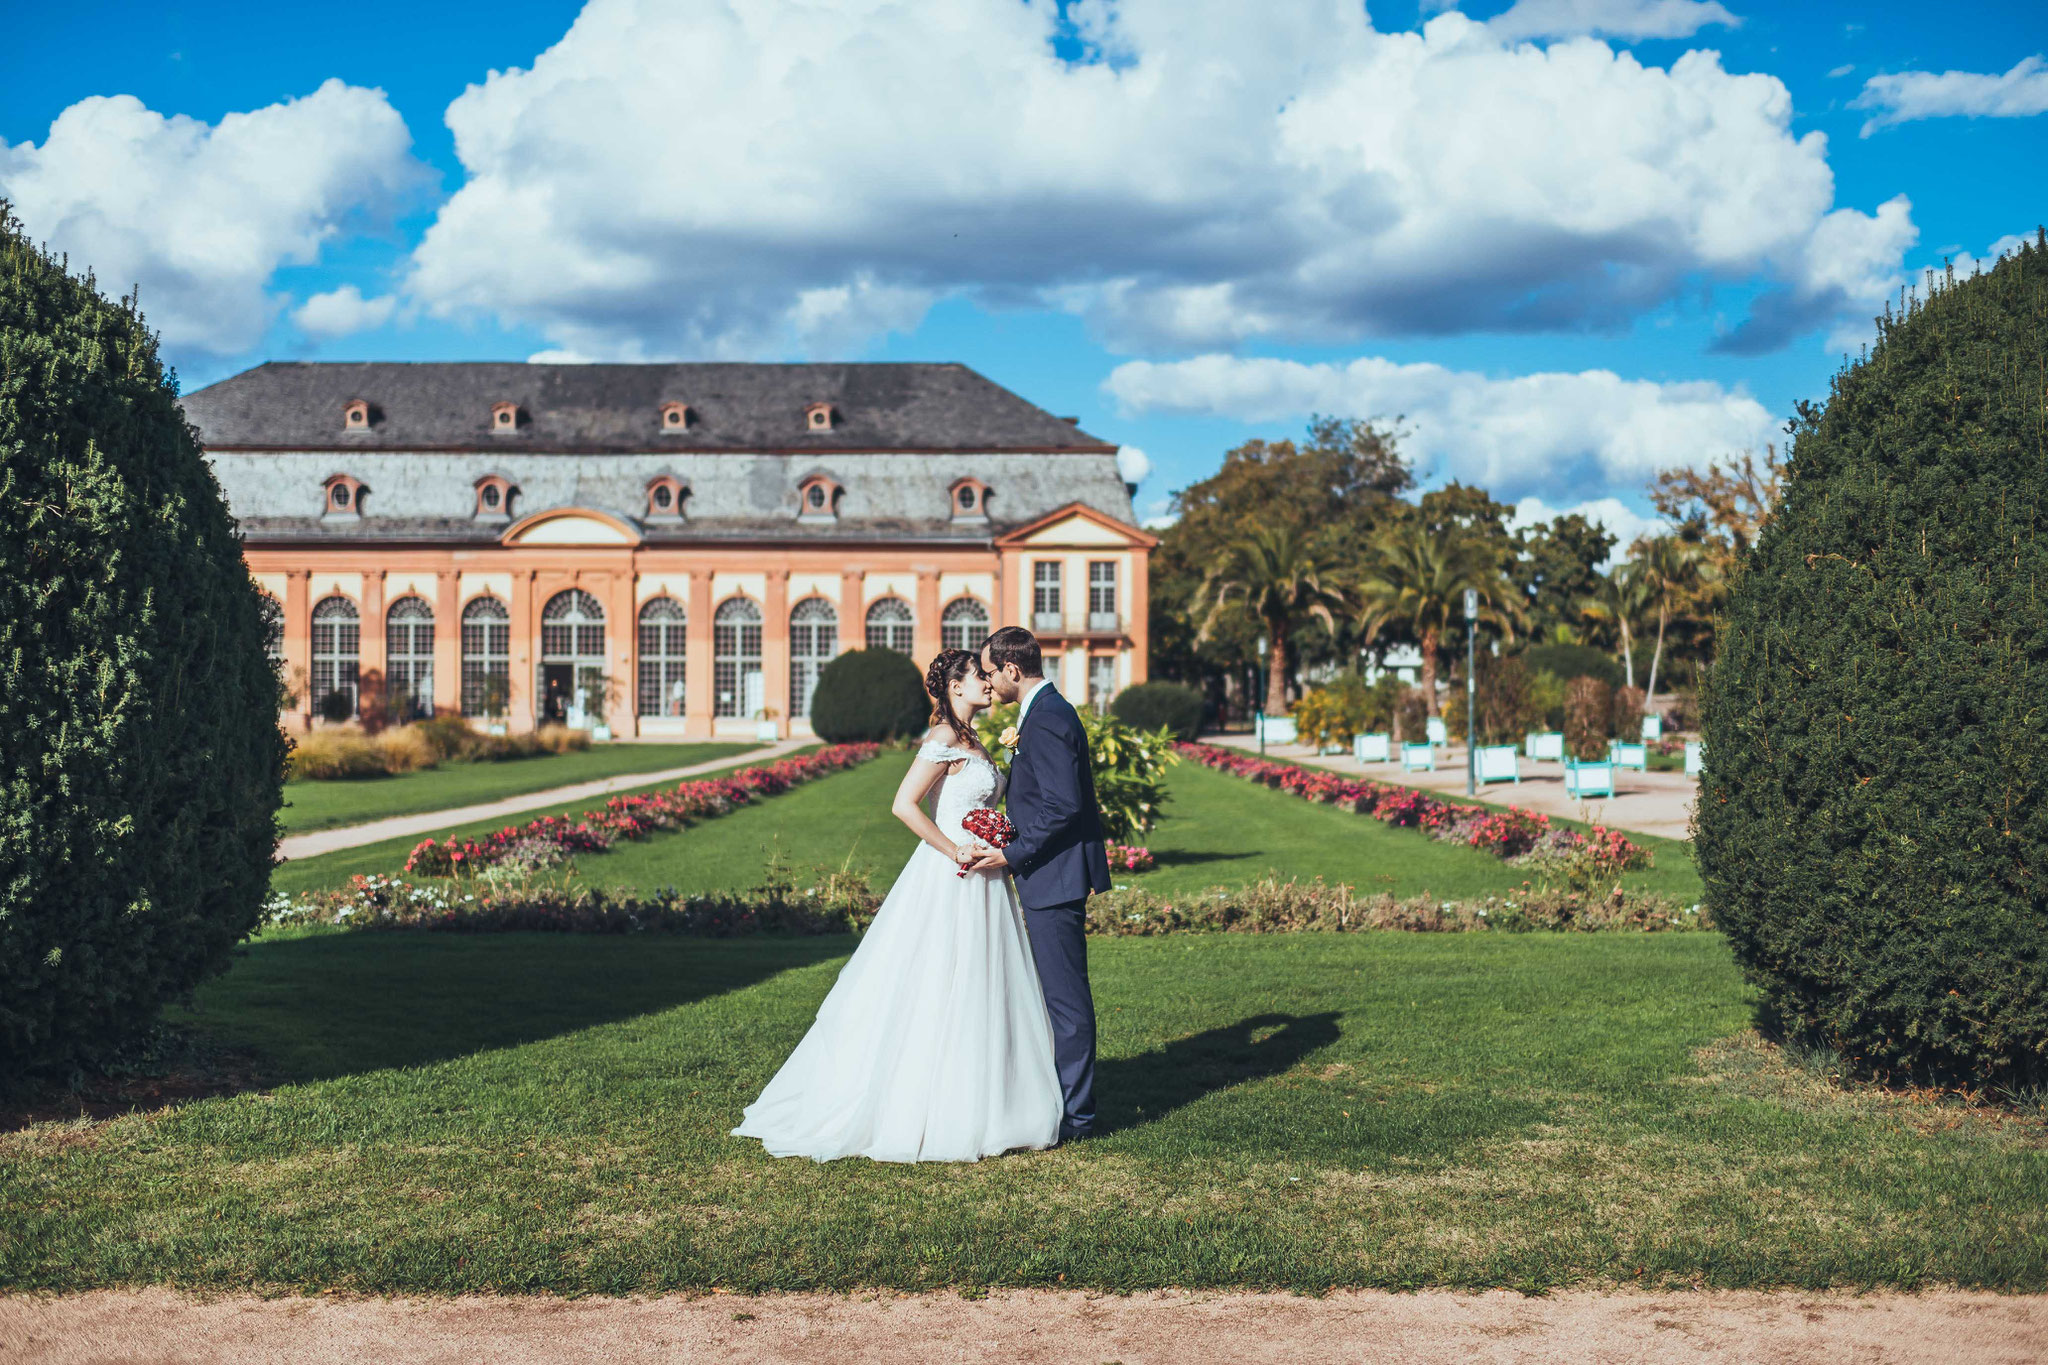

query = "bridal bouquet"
[[957, 807, 1016, 877]]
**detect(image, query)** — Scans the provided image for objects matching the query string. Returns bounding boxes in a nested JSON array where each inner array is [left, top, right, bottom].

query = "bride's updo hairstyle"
[[924, 648, 982, 750]]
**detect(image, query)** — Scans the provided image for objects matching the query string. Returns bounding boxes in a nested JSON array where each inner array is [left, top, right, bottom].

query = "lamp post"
[[1255, 634, 1269, 755], [1464, 588, 1478, 797]]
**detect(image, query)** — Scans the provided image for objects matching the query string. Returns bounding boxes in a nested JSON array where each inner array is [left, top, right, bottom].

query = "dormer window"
[[343, 399, 370, 431], [797, 474, 841, 522], [491, 401, 520, 434], [322, 473, 365, 517], [950, 477, 990, 520], [804, 402, 836, 432], [646, 475, 686, 521], [474, 474, 514, 520], [659, 402, 692, 432]]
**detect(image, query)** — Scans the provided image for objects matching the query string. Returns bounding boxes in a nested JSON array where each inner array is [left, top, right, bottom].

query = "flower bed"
[[400, 744, 880, 878], [1174, 742, 1650, 878], [1105, 842, 1156, 874]]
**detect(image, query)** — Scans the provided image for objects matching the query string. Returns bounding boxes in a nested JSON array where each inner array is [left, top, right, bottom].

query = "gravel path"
[[3, 1288, 2043, 1363], [1210, 734, 1700, 841], [275, 738, 808, 860]]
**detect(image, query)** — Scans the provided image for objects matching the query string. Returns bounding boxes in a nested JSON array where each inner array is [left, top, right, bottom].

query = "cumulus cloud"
[[1488, 0, 1739, 43], [0, 79, 423, 355], [1103, 353, 1774, 502], [1939, 232, 2030, 282], [1851, 55, 2048, 135], [292, 284, 399, 339], [1510, 494, 1663, 566], [406, 0, 1904, 360]]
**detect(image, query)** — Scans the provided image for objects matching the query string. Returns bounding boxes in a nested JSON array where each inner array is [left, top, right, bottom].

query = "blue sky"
[[4, 0, 2043, 540]]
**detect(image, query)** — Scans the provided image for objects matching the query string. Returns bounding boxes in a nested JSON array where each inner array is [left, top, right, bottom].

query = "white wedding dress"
[[731, 737, 1064, 1162]]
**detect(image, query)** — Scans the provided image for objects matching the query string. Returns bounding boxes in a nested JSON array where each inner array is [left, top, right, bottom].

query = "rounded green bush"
[[1, 210, 289, 1079], [808, 648, 930, 743], [1521, 642, 1624, 690], [1696, 236, 2048, 1088], [1110, 681, 1206, 740]]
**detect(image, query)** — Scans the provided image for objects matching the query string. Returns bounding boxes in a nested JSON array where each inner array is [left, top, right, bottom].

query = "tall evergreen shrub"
[[1697, 235, 2048, 1087], [807, 648, 928, 743], [0, 209, 288, 1078]]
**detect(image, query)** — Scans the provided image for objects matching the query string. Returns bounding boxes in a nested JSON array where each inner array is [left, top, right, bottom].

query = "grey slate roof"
[[186, 364, 1139, 545], [182, 361, 1115, 452]]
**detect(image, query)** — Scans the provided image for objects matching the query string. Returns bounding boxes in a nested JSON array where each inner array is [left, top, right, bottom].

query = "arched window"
[[789, 597, 838, 719], [258, 594, 284, 671], [637, 597, 688, 717], [385, 596, 435, 721], [461, 597, 511, 718], [714, 598, 764, 719], [310, 596, 359, 719], [941, 597, 989, 653], [865, 597, 914, 654], [540, 590, 607, 727]]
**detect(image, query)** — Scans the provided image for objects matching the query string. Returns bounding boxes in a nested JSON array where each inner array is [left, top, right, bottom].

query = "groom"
[[969, 626, 1111, 1142]]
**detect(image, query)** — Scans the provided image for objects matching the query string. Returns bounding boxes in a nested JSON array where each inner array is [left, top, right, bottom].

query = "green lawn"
[[280, 742, 757, 834], [274, 751, 1702, 905], [5, 930, 2044, 1293]]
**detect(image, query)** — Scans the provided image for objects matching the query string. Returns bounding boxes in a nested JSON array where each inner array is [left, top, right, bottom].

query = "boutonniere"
[[999, 725, 1021, 750]]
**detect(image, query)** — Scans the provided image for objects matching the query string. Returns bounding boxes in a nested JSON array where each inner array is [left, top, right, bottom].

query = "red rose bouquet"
[[957, 807, 1016, 877]]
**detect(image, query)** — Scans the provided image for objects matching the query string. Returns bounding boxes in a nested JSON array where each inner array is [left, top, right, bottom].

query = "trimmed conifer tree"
[[1696, 233, 2048, 1088], [0, 207, 288, 1079]]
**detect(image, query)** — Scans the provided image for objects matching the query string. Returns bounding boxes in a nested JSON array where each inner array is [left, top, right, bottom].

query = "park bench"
[[1609, 741, 1647, 771], [1564, 759, 1616, 798], [1354, 732, 1392, 763], [1475, 744, 1520, 785], [1524, 731, 1564, 761], [1401, 743, 1435, 772]]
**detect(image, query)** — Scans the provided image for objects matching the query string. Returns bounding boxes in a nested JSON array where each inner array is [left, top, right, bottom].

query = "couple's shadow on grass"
[[1093, 1011, 1342, 1136]]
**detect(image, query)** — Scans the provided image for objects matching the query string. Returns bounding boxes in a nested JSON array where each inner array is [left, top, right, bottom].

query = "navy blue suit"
[[1003, 683, 1111, 1138]]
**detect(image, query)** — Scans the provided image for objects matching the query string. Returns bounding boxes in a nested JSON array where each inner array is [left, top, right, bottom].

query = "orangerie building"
[[184, 362, 1155, 739]]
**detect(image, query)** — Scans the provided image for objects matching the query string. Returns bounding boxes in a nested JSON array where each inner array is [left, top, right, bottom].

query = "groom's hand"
[[965, 846, 1009, 873]]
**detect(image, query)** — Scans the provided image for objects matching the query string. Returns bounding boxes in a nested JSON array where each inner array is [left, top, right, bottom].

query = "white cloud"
[[1488, 0, 1739, 43], [1851, 55, 2048, 136], [1510, 495, 1662, 566], [1115, 444, 1154, 486], [406, 0, 1904, 360], [1826, 63, 1855, 79], [0, 80, 422, 355], [1103, 353, 1774, 501], [292, 284, 398, 339], [1940, 232, 2030, 282]]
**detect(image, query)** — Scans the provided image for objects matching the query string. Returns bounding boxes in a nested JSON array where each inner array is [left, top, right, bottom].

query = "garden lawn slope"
[[4, 932, 2044, 1293]]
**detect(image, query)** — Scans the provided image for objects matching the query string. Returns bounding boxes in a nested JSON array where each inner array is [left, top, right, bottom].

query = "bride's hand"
[[951, 840, 979, 866]]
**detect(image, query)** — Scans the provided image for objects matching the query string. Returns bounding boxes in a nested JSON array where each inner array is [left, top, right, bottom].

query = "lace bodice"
[[917, 738, 1005, 841]]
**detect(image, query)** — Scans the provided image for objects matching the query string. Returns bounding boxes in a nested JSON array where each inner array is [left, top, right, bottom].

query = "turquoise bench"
[[1475, 744, 1520, 785], [1564, 759, 1616, 798], [1354, 732, 1392, 763], [1401, 742, 1435, 772]]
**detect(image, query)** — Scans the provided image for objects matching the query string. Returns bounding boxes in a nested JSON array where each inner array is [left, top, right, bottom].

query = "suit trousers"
[[1022, 897, 1096, 1137]]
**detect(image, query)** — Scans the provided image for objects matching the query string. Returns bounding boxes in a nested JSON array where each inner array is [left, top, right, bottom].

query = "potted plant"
[[580, 671, 621, 741], [753, 704, 781, 743], [481, 675, 510, 736]]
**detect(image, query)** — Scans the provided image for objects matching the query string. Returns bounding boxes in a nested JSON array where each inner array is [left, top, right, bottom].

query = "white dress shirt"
[[1014, 677, 1054, 737]]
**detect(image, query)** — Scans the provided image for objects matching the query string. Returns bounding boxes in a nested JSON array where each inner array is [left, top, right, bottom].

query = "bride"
[[730, 648, 1064, 1162]]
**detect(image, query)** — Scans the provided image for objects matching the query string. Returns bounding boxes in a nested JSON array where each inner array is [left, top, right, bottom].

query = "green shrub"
[[975, 702, 1178, 843], [1110, 681, 1206, 741], [1564, 677, 1610, 760], [1696, 236, 2048, 1088], [0, 209, 288, 1080], [1523, 642, 1624, 690], [808, 648, 928, 743], [1290, 674, 1400, 748]]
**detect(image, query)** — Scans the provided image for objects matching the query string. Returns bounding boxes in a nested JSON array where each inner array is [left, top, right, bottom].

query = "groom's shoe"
[[1058, 1124, 1095, 1144]]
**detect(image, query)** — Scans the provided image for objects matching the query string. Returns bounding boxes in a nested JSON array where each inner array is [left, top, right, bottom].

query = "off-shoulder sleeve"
[[916, 738, 970, 764]]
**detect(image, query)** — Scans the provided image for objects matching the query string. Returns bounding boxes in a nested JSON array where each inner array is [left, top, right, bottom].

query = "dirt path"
[[1210, 734, 1700, 842], [3, 1288, 2043, 1363], [275, 738, 808, 860]]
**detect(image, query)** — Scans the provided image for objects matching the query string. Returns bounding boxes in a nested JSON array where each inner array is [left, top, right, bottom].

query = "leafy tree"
[[1, 206, 289, 1079], [1353, 522, 1525, 717], [1578, 562, 1653, 689], [1696, 237, 2048, 1087], [1514, 514, 1615, 639], [1196, 525, 1348, 716], [1650, 444, 1784, 566], [1630, 534, 1721, 712]]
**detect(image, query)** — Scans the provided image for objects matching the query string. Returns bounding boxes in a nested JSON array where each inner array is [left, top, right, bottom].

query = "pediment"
[[502, 508, 640, 546], [996, 501, 1157, 549]]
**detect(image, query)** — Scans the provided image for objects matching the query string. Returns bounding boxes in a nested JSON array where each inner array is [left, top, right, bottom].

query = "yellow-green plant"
[[975, 701, 1177, 843]]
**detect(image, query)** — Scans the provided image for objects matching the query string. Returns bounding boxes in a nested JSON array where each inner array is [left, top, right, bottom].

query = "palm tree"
[[1196, 526, 1348, 717], [1633, 534, 1721, 711], [1579, 563, 1653, 690], [1353, 523, 1525, 717]]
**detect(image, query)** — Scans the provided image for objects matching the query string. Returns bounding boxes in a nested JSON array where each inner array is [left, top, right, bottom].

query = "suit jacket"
[[1004, 684, 1113, 910]]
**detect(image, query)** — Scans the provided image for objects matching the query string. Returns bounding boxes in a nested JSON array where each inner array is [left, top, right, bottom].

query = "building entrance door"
[[541, 664, 573, 725]]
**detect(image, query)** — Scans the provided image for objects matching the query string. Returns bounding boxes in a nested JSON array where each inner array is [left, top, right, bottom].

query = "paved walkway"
[[1208, 733, 1699, 841], [4, 1287, 2042, 1363], [276, 738, 811, 861]]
